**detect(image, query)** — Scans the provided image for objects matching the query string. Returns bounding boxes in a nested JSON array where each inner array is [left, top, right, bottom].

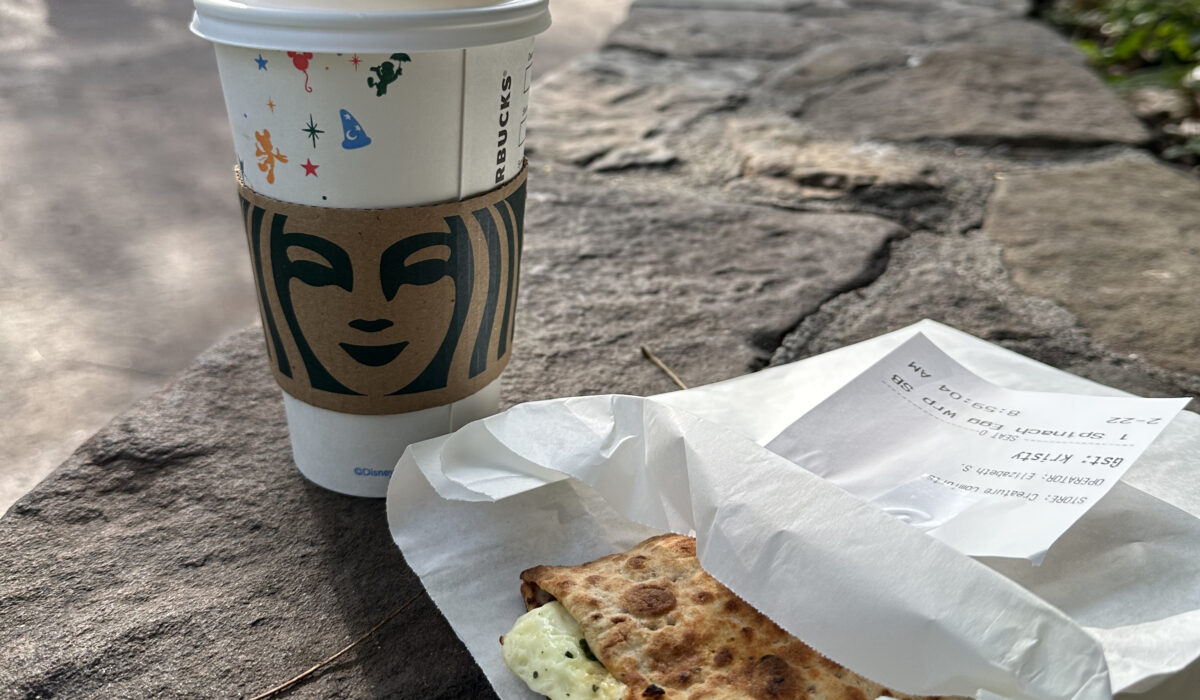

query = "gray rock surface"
[[527, 50, 759, 171], [607, 8, 825, 59], [1, 335, 489, 698], [505, 169, 903, 398], [934, 18, 1093, 63], [711, 117, 987, 234], [799, 50, 1149, 146], [4, 0, 1200, 697], [983, 153, 1200, 375], [634, 0, 1030, 16], [771, 231, 1200, 405]]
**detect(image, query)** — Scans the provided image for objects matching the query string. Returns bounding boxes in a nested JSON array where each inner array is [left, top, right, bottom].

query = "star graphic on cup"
[[301, 158, 319, 176], [302, 114, 324, 147], [254, 54, 268, 70]]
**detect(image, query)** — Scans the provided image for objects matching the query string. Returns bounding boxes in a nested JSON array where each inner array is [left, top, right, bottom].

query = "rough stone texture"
[[504, 168, 903, 398], [527, 50, 759, 171], [729, 117, 938, 192], [771, 231, 1200, 410], [633, 0, 1030, 15], [742, 15, 1088, 116], [0, 335, 493, 698], [705, 115, 998, 236], [933, 18, 1092, 63], [762, 41, 911, 96], [5, 0, 1200, 696], [983, 153, 1200, 375], [635, 0, 823, 10], [607, 8, 826, 59], [800, 50, 1150, 146]]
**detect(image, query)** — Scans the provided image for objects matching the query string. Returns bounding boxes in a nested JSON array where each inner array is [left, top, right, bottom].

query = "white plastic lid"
[[191, 0, 551, 53]]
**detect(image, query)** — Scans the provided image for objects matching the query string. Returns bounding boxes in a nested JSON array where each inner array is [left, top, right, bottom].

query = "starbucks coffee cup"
[[192, 0, 549, 497]]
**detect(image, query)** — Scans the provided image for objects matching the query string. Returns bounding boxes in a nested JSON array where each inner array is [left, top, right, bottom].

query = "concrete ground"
[[0, 0, 631, 514]]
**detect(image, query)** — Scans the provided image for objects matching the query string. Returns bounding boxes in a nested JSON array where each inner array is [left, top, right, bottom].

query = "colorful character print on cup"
[[254, 129, 288, 184], [287, 51, 315, 92], [367, 53, 411, 96], [236, 162, 529, 415], [339, 110, 372, 150]]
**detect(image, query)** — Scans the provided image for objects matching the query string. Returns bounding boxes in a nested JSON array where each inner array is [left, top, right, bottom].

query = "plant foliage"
[[1044, 0, 1200, 166]]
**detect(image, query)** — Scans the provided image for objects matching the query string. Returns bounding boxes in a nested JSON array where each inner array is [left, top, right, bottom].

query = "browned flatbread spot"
[[519, 534, 959, 700], [622, 585, 677, 617]]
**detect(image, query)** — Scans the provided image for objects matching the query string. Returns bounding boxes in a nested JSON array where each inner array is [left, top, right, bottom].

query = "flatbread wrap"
[[501, 534, 959, 700]]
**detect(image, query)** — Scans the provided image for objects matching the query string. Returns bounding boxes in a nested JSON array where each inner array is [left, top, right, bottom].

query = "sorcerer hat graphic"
[[236, 161, 527, 415], [340, 109, 372, 150]]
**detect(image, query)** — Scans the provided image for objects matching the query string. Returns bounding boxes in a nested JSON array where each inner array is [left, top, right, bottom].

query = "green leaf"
[[1112, 25, 1151, 61], [1076, 38, 1104, 61], [1109, 64, 1191, 90], [1168, 34, 1194, 61]]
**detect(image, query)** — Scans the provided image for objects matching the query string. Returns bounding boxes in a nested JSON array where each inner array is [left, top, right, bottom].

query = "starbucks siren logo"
[[235, 164, 530, 415]]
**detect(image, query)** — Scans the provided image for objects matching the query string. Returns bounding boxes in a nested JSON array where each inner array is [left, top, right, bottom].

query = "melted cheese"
[[502, 602, 627, 700]]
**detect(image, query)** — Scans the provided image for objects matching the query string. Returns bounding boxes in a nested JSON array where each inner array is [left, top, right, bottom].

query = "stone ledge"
[[506, 167, 905, 395], [797, 50, 1149, 146], [631, 0, 1030, 17], [772, 230, 1200, 408], [4, 0, 1200, 696], [0, 329, 494, 697], [984, 152, 1200, 377]]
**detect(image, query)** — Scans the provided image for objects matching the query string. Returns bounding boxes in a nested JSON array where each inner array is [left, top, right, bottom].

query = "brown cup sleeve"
[[236, 161, 528, 415]]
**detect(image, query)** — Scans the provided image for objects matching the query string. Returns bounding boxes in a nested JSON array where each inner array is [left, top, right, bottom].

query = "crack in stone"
[[58, 359, 174, 379], [600, 42, 670, 60], [749, 226, 906, 370], [909, 134, 1150, 150], [91, 441, 209, 478]]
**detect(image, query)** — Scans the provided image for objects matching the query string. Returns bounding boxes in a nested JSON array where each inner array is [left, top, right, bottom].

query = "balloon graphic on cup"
[[287, 51, 315, 92]]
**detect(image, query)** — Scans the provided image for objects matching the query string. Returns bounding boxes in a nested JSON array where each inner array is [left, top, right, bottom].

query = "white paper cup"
[[193, 0, 548, 497]]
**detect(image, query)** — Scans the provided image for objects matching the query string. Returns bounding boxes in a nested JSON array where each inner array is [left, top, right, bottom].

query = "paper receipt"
[[766, 333, 1190, 562]]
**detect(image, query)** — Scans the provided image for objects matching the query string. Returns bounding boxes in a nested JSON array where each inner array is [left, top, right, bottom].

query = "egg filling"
[[502, 602, 627, 700]]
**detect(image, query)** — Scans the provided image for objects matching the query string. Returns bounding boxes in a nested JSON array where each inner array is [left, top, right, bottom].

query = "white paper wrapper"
[[386, 320, 1200, 698]]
